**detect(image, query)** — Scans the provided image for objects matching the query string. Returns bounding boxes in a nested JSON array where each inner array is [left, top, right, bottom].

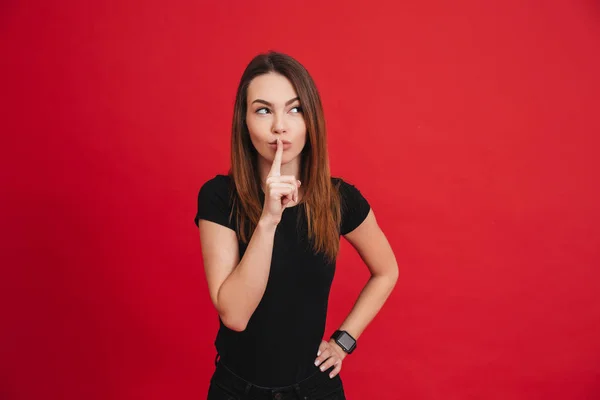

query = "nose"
[[272, 113, 287, 134]]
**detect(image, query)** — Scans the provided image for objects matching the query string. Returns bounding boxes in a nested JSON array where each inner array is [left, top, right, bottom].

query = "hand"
[[260, 138, 301, 225], [314, 339, 347, 379]]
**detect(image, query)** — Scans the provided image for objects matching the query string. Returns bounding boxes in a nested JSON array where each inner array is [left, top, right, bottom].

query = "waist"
[[212, 358, 340, 400], [215, 323, 325, 386]]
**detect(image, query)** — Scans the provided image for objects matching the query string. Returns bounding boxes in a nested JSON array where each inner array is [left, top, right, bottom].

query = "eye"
[[290, 106, 303, 113], [256, 107, 270, 114]]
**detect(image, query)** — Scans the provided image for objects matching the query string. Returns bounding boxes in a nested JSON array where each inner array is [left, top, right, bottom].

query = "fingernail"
[[320, 366, 324, 371], [297, 180, 301, 186], [329, 373, 334, 378], [317, 350, 321, 356], [314, 360, 320, 366]]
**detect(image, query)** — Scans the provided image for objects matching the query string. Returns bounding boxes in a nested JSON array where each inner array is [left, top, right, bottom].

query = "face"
[[245, 72, 307, 168]]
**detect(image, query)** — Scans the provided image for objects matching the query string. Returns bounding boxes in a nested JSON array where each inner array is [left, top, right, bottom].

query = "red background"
[[2, 1, 600, 399]]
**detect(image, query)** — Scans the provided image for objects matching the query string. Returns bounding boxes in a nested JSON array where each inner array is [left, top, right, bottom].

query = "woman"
[[195, 51, 398, 400]]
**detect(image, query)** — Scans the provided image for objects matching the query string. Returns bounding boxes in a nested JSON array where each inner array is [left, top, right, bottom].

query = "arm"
[[198, 218, 277, 332], [315, 208, 398, 376], [198, 140, 299, 332], [336, 208, 399, 340]]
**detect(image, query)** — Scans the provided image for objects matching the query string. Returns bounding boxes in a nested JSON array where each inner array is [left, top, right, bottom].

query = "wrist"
[[330, 330, 357, 355], [258, 216, 279, 230], [328, 339, 348, 360]]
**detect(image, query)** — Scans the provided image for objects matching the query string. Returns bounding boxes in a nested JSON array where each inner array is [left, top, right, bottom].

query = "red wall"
[[2, 1, 599, 399]]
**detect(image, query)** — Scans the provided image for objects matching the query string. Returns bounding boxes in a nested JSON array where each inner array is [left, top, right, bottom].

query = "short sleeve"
[[194, 175, 235, 231], [338, 179, 371, 235]]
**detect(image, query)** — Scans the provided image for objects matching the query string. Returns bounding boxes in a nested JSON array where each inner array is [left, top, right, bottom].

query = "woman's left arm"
[[314, 209, 399, 377]]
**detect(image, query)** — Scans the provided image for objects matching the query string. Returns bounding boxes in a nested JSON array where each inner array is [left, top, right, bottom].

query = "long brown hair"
[[229, 51, 342, 262]]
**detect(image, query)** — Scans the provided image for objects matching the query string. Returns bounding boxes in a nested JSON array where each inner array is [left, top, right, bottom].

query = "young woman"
[[195, 51, 398, 400]]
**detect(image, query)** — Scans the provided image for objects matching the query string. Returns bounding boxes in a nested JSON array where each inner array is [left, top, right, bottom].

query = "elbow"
[[390, 264, 399, 286], [378, 262, 399, 287], [215, 289, 249, 332], [390, 263, 400, 283], [384, 266, 399, 297], [372, 261, 399, 283], [225, 320, 248, 332], [220, 313, 248, 332]]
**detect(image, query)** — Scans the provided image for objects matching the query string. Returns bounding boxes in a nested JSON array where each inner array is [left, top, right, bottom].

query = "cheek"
[[290, 117, 306, 133], [246, 115, 270, 134], [296, 121, 307, 142], [246, 119, 273, 154], [246, 118, 267, 139]]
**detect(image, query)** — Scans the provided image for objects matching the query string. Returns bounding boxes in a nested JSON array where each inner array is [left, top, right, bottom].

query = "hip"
[[208, 356, 346, 400]]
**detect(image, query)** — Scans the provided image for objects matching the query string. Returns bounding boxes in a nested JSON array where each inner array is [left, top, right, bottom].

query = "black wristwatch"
[[330, 330, 357, 354]]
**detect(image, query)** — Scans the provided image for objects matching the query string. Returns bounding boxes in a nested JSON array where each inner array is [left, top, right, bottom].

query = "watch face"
[[337, 333, 355, 350]]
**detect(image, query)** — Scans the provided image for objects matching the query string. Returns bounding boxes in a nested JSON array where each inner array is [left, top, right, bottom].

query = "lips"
[[268, 141, 292, 149]]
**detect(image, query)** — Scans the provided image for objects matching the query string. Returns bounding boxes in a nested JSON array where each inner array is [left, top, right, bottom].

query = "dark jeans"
[[208, 354, 346, 400]]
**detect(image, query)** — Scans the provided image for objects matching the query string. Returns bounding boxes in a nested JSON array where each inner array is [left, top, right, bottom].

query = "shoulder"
[[199, 174, 233, 196], [331, 176, 371, 235], [331, 176, 364, 199], [202, 173, 232, 187], [195, 174, 235, 228], [331, 176, 348, 189]]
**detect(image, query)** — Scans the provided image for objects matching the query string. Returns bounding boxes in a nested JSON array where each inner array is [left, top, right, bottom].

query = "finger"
[[270, 188, 296, 205], [265, 176, 301, 205], [315, 348, 331, 366], [266, 175, 297, 185], [329, 360, 342, 379], [294, 180, 299, 203], [270, 188, 295, 207], [317, 340, 328, 357], [289, 183, 298, 205], [267, 183, 296, 191], [318, 355, 339, 373], [268, 138, 283, 177]]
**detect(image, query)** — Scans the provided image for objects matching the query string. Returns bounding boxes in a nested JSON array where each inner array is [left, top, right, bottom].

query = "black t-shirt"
[[194, 174, 370, 387]]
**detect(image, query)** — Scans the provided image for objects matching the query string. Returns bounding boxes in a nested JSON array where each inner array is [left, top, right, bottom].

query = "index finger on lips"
[[268, 138, 283, 177]]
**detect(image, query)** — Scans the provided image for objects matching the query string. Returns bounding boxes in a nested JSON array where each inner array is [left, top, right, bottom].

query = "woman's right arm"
[[199, 139, 299, 332], [198, 217, 277, 332]]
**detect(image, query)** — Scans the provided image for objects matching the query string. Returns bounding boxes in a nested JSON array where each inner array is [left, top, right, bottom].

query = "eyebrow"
[[251, 97, 300, 107]]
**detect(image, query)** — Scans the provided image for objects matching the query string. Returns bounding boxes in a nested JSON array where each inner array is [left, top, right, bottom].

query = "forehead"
[[247, 73, 298, 103]]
